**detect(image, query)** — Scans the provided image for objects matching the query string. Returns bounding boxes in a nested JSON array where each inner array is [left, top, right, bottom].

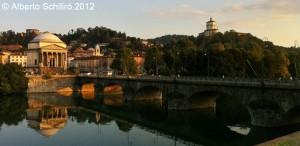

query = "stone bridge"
[[76, 76, 300, 127], [27, 75, 300, 127]]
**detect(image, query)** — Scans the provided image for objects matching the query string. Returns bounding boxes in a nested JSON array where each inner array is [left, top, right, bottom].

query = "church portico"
[[41, 51, 67, 68]]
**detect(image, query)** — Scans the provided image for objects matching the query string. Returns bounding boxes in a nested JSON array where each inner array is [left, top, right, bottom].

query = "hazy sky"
[[0, 0, 299, 47]]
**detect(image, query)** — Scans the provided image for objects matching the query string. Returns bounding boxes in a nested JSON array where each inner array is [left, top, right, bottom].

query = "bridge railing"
[[78, 74, 300, 87]]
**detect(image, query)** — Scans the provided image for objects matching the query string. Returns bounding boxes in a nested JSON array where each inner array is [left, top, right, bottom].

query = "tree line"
[[144, 31, 300, 79]]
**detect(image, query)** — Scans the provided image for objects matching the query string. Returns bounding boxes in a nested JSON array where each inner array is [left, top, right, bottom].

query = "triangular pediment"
[[40, 44, 66, 50]]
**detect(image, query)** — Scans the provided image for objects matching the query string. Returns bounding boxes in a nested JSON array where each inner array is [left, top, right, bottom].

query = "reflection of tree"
[[115, 120, 133, 132], [216, 95, 250, 124], [0, 96, 27, 128], [68, 109, 113, 125], [134, 100, 167, 122]]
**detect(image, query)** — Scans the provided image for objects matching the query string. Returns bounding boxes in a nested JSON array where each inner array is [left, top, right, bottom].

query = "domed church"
[[204, 17, 219, 36], [26, 32, 68, 74]]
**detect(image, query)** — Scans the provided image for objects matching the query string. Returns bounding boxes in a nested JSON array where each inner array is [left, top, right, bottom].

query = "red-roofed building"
[[0, 45, 23, 52]]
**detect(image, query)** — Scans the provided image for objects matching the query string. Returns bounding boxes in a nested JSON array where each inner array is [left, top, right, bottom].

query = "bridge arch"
[[284, 105, 300, 125], [134, 86, 162, 101], [187, 91, 224, 110], [102, 83, 124, 94], [247, 99, 284, 127], [165, 91, 186, 110]]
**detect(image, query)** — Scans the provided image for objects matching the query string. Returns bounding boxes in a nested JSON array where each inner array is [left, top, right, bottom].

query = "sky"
[[0, 0, 299, 47]]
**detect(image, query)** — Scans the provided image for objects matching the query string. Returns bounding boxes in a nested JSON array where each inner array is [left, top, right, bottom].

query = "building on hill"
[[204, 17, 219, 37], [71, 44, 113, 75], [26, 32, 68, 74], [9, 52, 27, 67], [71, 44, 103, 58], [73, 56, 114, 75]]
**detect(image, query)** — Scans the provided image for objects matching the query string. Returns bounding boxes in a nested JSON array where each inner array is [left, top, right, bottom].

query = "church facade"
[[26, 32, 68, 74]]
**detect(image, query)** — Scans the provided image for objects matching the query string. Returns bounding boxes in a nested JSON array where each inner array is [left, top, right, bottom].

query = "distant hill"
[[149, 35, 194, 45]]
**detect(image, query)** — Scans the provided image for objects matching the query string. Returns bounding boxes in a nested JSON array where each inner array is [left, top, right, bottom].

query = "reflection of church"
[[27, 98, 68, 137]]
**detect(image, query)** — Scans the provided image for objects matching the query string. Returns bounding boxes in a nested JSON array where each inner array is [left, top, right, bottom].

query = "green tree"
[[144, 47, 163, 75], [111, 48, 137, 75], [0, 63, 28, 95]]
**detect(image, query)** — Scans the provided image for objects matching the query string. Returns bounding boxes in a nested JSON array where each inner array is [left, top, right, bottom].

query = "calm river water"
[[0, 91, 300, 146]]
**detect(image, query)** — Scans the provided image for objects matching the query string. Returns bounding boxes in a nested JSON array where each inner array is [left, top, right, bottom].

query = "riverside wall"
[[27, 75, 78, 93]]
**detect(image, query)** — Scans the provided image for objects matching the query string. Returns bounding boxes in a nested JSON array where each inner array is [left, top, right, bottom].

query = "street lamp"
[[204, 51, 210, 77]]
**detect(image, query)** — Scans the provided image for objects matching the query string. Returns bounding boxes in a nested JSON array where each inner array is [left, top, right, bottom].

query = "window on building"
[[34, 59, 37, 65]]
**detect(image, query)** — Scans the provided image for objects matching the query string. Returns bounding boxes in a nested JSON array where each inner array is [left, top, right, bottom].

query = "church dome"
[[31, 32, 63, 43], [36, 128, 60, 138]]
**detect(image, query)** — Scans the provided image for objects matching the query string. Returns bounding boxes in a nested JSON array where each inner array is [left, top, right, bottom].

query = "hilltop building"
[[204, 17, 219, 36]]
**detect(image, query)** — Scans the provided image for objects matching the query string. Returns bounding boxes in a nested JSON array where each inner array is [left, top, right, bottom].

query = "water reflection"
[[27, 97, 69, 137], [77, 89, 300, 146], [0, 95, 27, 128], [1, 92, 300, 146]]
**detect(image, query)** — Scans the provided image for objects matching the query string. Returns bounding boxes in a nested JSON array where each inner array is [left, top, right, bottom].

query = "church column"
[[49, 52, 52, 67], [55, 53, 58, 67], [58, 53, 61, 67], [41, 52, 44, 67], [51, 52, 54, 67], [52, 52, 56, 67], [62, 53, 65, 68], [46, 52, 49, 67], [65, 52, 68, 69], [60, 52, 64, 68], [61, 53, 64, 68], [52, 52, 55, 67], [56, 53, 59, 67]]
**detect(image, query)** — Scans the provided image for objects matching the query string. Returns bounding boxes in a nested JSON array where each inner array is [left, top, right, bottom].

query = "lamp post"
[[204, 50, 210, 77]]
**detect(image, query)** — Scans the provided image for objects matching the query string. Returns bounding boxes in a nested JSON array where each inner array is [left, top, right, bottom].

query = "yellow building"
[[0, 51, 11, 64], [26, 32, 68, 74]]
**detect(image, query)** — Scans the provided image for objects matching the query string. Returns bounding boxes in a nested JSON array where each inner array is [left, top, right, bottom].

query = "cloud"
[[217, 0, 300, 18], [151, 0, 300, 21], [151, 4, 209, 19]]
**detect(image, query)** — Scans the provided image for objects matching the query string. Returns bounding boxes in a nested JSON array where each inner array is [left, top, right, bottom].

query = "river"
[[0, 90, 300, 146]]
